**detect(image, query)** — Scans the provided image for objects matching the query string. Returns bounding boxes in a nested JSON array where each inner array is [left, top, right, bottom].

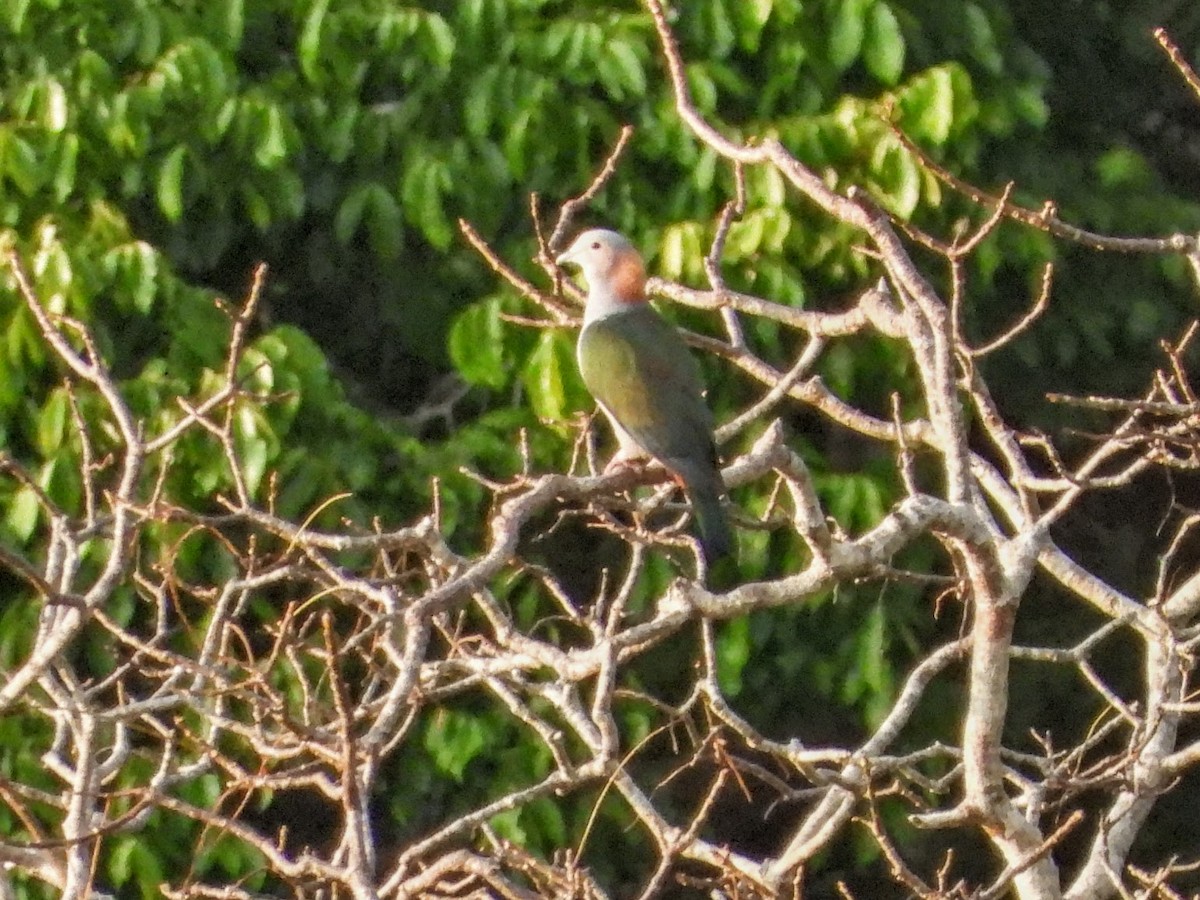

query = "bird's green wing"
[[577, 306, 714, 465]]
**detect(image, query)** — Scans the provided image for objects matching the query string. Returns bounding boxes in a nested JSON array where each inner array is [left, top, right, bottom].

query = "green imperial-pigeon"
[[557, 229, 734, 565]]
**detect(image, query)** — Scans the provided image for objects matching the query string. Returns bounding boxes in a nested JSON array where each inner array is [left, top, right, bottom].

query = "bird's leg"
[[603, 443, 650, 475], [602, 418, 651, 475]]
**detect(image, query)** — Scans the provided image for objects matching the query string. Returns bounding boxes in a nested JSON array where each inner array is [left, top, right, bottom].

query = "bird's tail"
[[685, 476, 734, 567]]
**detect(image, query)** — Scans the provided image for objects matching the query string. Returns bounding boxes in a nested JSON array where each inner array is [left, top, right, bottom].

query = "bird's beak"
[[555, 247, 577, 268]]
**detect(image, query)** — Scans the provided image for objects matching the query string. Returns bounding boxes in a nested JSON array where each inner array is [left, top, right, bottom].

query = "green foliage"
[[424, 707, 494, 782], [522, 330, 590, 424], [0, 0, 1001, 876], [716, 616, 753, 695], [3, 0, 1198, 893], [108, 836, 169, 899]]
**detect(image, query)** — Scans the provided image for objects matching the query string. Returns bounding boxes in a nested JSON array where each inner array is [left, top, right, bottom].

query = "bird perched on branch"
[[556, 229, 734, 567]]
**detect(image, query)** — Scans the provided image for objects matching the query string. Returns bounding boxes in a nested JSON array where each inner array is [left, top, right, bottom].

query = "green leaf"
[[501, 108, 531, 179], [211, 0, 245, 50], [335, 183, 403, 257], [235, 406, 278, 497], [716, 616, 752, 695], [239, 430, 270, 497], [252, 325, 332, 410], [299, 0, 330, 83], [51, 132, 78, 202], [420, 13, 455, 68], [31, 235, 72, 316], [862, 3, 904, 85], [196, 834, 265, 882], [423, 709, 490, 781], [324, 103, 359, 163], [897, 64, 970, 146], [657, 223, 703, 281], [844, 601, 893, 725], [134, 14, 164, 65], [334, 183, 370, 245], [601, 40, 646, 98], [2, 129, 41, 195], [464, 66, 498, 137], [107, 836, 166, 896], [659, 226, 685, 280], [191, 773, 223, 808], [727, 212, 766, 260], [523, 797, 568, 846], [1009, 83, 1048, 129], [3, 0, 32, 33], [6, 485, 40, 543], [36, 388, 69, 455], [156, 145, 187, 223], [488, 807, 526, 844], [692, 147, 718, 192], [871, 140, 921, 217], [40, 78, 69, 132], [522, 331, 575, 423], [106, 241, 159, 314], [827, 0, 872, 71], [401, 156, 452, 249], [963, 3, 1003, 75], [1095, 146, 1153, 190], [108, 836, 136, 886], [241, 184, 272, 231], [105, 584, 136, 628], [700, 0, 736, 57], [254, 103, 288, 168], [362, 184, 404, 259], [733, 0, 774, 51], [821, 471, 869, 531], [449, 299, 506, 388], [685, 63, 718, 113]]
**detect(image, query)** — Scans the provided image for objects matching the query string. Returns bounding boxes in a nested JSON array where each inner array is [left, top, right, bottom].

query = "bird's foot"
[[603, 449, 649, 476]]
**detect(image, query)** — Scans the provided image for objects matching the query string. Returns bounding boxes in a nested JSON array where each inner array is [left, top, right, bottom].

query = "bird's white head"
[[556, 229, 647, 307]]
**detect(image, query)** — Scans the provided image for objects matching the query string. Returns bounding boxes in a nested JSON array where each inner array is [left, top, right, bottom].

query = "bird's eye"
[[591, 241, 601, 249]]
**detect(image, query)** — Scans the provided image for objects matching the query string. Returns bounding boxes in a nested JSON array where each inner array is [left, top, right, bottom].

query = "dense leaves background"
[[2, 0, 1200, 895]]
